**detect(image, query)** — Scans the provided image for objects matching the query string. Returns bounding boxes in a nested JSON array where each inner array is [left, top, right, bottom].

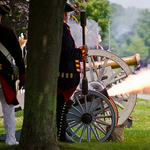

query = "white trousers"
[[0, 83, 18, 145]]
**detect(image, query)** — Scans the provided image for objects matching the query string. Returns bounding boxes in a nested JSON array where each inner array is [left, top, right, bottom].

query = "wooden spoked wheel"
[[86, 49, 137, 125], [66, 90, 117, 143]]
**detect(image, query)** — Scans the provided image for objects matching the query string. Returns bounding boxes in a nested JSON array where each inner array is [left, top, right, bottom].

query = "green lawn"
[[0, 98, 150, 150]]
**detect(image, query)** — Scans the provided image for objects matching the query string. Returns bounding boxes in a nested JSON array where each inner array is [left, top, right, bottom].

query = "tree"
[[127, 36, 149, 60], [109, 3, 150, 60], [118, 36, 148, 59], [19, 0, 66, 149], [0, 0, 88, 38], [135, 9, 150, 59], [0, 0, 29, 37]]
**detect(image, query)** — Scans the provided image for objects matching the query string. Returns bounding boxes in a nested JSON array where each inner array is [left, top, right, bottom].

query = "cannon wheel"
[[66, 90, 117, 143], [87, 49, 137, 125]]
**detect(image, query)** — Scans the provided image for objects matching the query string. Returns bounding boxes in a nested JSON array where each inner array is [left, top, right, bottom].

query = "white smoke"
[[68, 18, 101, 48], [111, 7, 140, 41]]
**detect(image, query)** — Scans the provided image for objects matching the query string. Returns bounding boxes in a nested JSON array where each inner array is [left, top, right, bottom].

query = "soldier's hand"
[[81, 55, 88, 62], [83, 45, 88, 54], [19, 81, 25, 90]]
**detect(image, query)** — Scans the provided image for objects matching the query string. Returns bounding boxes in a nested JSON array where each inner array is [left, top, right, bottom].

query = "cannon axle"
[[82, 113, 93, 124]]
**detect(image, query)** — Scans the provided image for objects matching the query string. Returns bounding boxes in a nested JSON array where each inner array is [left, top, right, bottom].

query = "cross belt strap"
[[0, 42, 13, 64], [0, 42, 19, 80]]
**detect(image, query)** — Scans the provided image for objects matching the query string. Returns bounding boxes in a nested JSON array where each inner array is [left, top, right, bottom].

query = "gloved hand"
[[19, 81, 25, 90]]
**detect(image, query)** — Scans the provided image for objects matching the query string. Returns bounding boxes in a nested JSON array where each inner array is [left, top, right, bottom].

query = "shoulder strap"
[[0, 42, 13, 64]]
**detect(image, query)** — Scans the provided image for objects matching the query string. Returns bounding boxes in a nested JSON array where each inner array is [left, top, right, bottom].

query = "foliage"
[[0, 0, 29, 38], [0, 0, 113, 40], [115, 35, 148, 59], [127, 36, 149, 60], [109, 3, 150, 62], [1, 0, 150, 61], [134, 9, 150, 58]]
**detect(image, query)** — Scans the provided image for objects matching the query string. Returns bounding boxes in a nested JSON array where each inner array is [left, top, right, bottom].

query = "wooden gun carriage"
[[66, 49, 139, 142]]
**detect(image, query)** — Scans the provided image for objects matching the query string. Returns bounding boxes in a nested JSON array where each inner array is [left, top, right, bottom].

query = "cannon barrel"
[[87, 53, 140, 69], [106, 53, 140, 69]]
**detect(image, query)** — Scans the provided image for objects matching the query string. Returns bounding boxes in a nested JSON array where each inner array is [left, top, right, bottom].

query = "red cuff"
[[78, 46, 86, 57]]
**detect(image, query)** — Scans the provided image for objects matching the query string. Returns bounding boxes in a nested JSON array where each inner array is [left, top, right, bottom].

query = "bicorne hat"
[[65, 3, 75, 12], [0, 5, 11, 15]]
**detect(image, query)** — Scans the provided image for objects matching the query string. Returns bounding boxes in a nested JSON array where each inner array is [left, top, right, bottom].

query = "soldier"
[[0, 5, 25, 145], [57, 3, 88, 142]]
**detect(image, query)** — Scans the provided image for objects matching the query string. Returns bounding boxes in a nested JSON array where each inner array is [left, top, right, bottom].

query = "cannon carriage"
[[66, 49, 139, 142]]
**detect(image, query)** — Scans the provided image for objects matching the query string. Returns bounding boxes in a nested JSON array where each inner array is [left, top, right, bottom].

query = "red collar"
[[64, 22, 70, 29]]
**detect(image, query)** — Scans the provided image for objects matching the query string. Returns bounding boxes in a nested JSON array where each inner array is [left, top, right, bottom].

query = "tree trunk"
[[19, 0, 66, 149]]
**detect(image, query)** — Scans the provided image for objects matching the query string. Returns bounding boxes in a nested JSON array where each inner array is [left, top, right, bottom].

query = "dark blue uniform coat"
[[57, 22, 85, 142], [57, 22, 85, 103], [0, 23, 26, 105]]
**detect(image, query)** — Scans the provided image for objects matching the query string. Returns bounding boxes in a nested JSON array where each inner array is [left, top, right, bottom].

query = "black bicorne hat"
[[65, 3, 75, 12], [0, 5, 12, 15]]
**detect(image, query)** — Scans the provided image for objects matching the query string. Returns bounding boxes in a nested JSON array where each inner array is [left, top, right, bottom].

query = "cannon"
[[0, 50, 139, 142], [66, 49, 139, 142]]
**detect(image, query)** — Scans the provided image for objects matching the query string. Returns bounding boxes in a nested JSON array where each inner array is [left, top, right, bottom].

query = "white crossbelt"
[[0, 42, 13, 64]]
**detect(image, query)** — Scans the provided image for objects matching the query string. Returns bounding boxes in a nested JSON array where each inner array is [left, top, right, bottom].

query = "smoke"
[[111, 7, 140, 42], [107, 68, 150, 96], [68, 18, 101, 48]]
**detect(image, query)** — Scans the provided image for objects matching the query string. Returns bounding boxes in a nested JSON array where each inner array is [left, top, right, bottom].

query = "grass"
[[0, 98, 150, 150]]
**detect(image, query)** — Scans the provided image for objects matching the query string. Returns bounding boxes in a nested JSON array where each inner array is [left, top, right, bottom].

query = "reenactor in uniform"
[[57, 3, 88, 142], [0, 5, 25, 145]]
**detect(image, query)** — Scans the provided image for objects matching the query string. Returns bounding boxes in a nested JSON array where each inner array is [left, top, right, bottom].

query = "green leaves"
[[1, 0, 29, 37]]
